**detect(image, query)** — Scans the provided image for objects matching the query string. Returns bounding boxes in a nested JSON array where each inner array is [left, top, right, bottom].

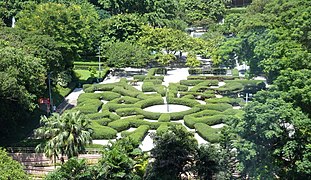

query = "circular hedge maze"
[[72, 68, 266, 145]]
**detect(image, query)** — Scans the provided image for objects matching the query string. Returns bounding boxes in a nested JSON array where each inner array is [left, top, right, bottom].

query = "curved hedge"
[[158, 114, 171, 122], [194, 123, 222, 143], [135, 97, 164, 109], [126, 125, 150, 143], [91, 121, 118, 139], [184, 114, 226, 129], [167, 97, 200, 107]]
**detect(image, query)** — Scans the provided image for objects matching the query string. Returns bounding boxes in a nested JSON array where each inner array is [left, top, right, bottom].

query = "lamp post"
[[98, 46, 101, 79], [48, 72, 53, 114], [166, 87, 169, 112]]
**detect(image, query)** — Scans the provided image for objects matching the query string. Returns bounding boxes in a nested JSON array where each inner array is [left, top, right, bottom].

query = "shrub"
[[108, 120, 130, 132], [188, 68, 202, 75], [205, 97, 243, 105], [167, 97, 200, 107], [156, 67, 167, 75], [194, 123, 222, 143], [112, 86, 141, 97], [93, 118, 112, 126], [147, 68, 157, 76], [105, 103, 139, 112], [184, 114, 226, 128], [110, 96, 140, 104], [133, 75, 147, 81], [200, 103, 233, 111], [100, 91, 122, 101], [136, 109, 162, 120], [180, 80, 204, 86], [91, 122, 118, 139], [135, 97, 164, 109], [156, 124, 169, 134], [155, 85, 166, 97], [127, 125, 150, 142], [137, 93, 162, 100], [142, 81, 155, 92], [144, 78, 163, 84], [77, 93, 102, 104], [115, 108, 138, 117], [158, 114, 171, 122], [169, 107, 201, 120], [75, 99, 103, 114], [217, 82, 244, 94], [187, 76, 235, 81]]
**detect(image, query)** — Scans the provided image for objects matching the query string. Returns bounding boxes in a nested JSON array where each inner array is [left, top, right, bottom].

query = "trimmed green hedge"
[[194, 123, 222, 143], [156, 124, 169, 134], [93, 118, 112, 126], [75, 99, 103, 114], [110, 96, 140, 104], [169, 107, 201, 120], [135, 97, 164, 109], [99, 91, 122, 101], [112, 86, 141, 97], [142, 81, 154, 92], [105, 103, 140, 112], [133, 75, 147, 81], [184, 114, 226, 128], [115, 108, 138, 117], [137, 93, 162, 100], [86, 110, 121, 120], [108, 120, 130, 132], [199, 103, 233, 111], [127, 125, 150, 143], [147, 68, 157, 76], [205, 97, 243, 106], [91, 121, 118, 139], [136, 109, 162, 120], [158, 114, 171, 122], [167, 97, 200, 107], [187, 76, 236, 81]]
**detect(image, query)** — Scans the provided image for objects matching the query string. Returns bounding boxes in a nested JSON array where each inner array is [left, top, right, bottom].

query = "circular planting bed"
[[143, 104, 191, 113]]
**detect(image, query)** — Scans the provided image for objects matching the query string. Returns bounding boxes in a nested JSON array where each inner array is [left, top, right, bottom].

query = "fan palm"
[[35, 111, 92, 161]]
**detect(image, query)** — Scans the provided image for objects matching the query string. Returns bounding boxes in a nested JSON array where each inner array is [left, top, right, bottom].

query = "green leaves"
[[35, 111, 92, 159]]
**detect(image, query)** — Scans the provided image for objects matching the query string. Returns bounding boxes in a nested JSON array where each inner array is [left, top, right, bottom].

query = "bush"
[[158, 114, 171, 122], [180, 80, 204, 86], [135, 97, 164, 109], [200, 103, 233, 111], [108, 120, 130, 132], [94, 83, 118, 91], [169, 107, 201, 120], [110, 96, 140, 104], [77, 93, 103, 104], [156, 124, 169, 134], [187, 76, 235, 81], [94, 118, 112, 126], [155, 85, 166, 97], [142, 81, 155, 92], [188, 68, 202, 75], [167, 97, 200, 107], [91, 122, 118, 139], [136, 109, 162, 120], [115, 108, 138, 117], [147, 68, 157, 76], [100, 91, 122, 101], [105, 103, 139, 112], [127, 125, 150, 143], [217, 82, 244, 94], [156, 67, 167, 75], [75, 99, 103, 114], [184, 114, 226, 128], [112, 86, 141, 97], [133, 75, 147, 81], [194, 123, 222, 143], [205, 97, 243, 106], [137, 93, 162, 100], [144, 78, 163, 85]]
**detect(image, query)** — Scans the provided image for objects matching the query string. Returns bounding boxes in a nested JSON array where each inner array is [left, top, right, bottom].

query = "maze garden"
[[73, 68, 266, 144]]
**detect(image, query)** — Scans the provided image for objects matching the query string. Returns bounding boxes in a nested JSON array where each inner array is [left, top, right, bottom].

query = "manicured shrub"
[[142, 81, 154, 92], [87, 110, 121, 120], [156, 124, 169, 134], [112, 86, 141, 97], [167, 97, 200, 107], [100, 91, 122, 101], [115, 108, 138, 117], [127, 125, 150, 142], [194, 123, 222, 143], [144, 78, 163, 84], [91, 121, 118, 139], [75, 99, 103, 114], [135, 97, 164, 109], [217, 82, 244, 94], [181, 94, 195, 99], [184, 114, 226, 128], [187, 76, 235, 81], [108, 120, 130, 132], [93, 118, 112, 126], [199, 103, 233, 111], [154, 85, 166, 97], [110, 96, 140, 104], [77, 93, 102, 104], [180, 80, 204, 86], [169, 107, 201, 120], [133, 75, 147, 81], [158, 114, 171, 122], [105, 103, 139, 112], [205, 97, 243, 106], [188, 68, 202, 75], [137, 93, 162, 100], [93, 83, 117, 91], [136, 109, 162, 120]]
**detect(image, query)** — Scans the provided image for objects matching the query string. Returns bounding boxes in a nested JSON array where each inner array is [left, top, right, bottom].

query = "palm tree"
[[35, 111, 92, 164]]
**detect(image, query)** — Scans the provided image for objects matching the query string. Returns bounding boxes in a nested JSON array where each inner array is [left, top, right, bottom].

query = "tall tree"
[[229, 91, 311, 178], [16, 2, 100, 64], [35, 111, 92, 161], [145, 126, 198, 180]]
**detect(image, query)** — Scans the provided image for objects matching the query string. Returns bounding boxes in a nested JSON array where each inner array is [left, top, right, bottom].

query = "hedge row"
[[87, 110, 121, 120], [187, 76, 236, 81], [126, 125, 150, 143], [93, 118, 112, 126], [104, 103, 139, 112], [217, 82, 244, 94], [110, 96, 140, 104], [142, 81, 154, 92], [112, 86, 141, 97], [133, 75, 147, 81], [91, 121, 118, 139], [184, 114, 227, 128], [158, 114, 170, 122], [75, 99, 103, 114], [137, 93, 162, 100], [194, 123, 222, 143], [179, 91, 215, 100], [188, 68, 227, 75], [198, 103, 233, 111], [135, 97, 164, 109], [83, 83, 118, 93], [156, 124, 169, 134], [205, 97, 244, 106], [167, 97, 200, 107]]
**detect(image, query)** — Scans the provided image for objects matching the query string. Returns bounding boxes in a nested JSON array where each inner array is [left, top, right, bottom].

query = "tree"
[[0, 148, 29, 179], [45, 157, 95, 180], [185, 52, 201, 67], [16, 2, 100, 63], [145, 125, 198, 180], [104, 41, 151, 68], [97, 137, 148, 179], [229, 91, 311, 179], [35, 111, 92, 161]]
